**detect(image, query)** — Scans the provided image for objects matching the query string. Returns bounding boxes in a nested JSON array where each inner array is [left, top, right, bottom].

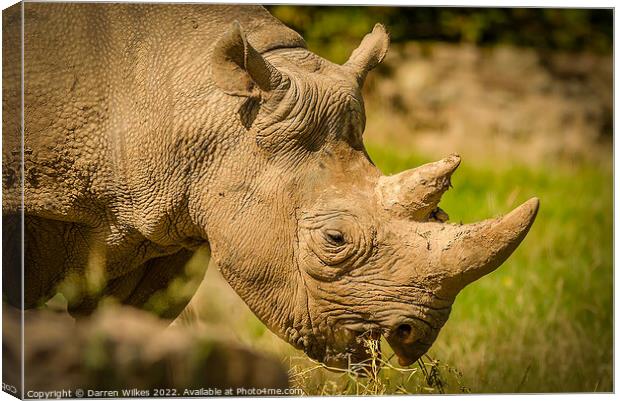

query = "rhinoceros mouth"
[[323, 328, 432, 375], [322, 322, 438, 373], [348, 329, 383, 374], [319, 328, 382, 374]]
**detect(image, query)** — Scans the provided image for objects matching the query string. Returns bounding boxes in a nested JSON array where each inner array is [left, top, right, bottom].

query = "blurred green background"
[[185, 5, 613, 394], [266, 6, 613, 62]]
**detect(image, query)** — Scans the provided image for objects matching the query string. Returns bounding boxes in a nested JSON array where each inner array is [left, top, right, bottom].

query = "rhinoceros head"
[[206, 22, 539, 370]]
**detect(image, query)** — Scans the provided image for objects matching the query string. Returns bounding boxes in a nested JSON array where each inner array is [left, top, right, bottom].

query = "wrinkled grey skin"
[[3, 4, 538, 369]]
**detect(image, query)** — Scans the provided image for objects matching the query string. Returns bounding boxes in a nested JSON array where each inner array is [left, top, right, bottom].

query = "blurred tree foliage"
[[267, 6, 612, 63]]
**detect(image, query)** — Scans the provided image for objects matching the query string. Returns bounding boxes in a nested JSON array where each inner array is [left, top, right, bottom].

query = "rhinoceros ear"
[[344, 23, 390, 84], [212, 21, 284, 97]]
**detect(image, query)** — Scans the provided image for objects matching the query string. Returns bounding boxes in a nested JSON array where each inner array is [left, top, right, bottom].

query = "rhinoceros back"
[[19, 4, 305, 219], [5, 4, 307, 308]]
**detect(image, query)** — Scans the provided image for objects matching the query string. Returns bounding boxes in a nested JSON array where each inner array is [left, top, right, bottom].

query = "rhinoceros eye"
[[324, 229, 345, 246], [298, 211, 370, 278]]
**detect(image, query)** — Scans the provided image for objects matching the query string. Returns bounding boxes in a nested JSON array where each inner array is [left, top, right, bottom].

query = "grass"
[[187, 141, 612, 394], [287, 343, 463, 395], [286, 340, 473, 395]]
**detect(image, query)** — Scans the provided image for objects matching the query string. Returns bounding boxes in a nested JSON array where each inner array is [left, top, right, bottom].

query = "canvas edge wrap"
[[2, 2, 24, 399]]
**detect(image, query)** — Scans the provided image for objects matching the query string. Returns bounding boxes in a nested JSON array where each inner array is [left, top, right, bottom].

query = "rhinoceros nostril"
[[395, 323, 413, 341]]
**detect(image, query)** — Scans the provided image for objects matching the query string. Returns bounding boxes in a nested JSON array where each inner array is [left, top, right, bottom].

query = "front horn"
[[435, 197, 540, 298]]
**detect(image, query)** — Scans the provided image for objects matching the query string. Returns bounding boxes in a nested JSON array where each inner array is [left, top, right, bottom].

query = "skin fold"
[[3, 4, 539, 370]]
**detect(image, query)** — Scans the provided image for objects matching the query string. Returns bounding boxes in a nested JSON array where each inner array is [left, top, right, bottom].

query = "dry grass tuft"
[[288, 338, 468, 395]]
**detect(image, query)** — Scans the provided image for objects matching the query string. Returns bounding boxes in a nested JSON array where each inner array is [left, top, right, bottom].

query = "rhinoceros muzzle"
[[384, 320, 443, 367], [324, 325, 434, 373]]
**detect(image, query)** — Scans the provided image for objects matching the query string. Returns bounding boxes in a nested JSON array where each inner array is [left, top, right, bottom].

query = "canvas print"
[[2, 2, 612, 397]]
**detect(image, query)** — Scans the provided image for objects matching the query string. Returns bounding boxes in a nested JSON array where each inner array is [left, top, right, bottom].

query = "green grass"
[[189, 142, 612, 394]]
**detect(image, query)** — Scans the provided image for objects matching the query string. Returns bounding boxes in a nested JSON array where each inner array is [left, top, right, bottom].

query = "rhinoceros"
[[3, 3, 538, 370]]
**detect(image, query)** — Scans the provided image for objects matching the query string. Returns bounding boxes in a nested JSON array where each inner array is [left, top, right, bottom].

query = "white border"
[[0, 1, 615, 401]]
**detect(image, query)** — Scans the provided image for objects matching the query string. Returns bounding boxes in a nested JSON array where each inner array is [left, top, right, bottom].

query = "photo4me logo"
[[181, 387, 304, 397]]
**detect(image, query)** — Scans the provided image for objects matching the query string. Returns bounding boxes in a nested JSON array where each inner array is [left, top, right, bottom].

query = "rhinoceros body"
[[3, 4, 538, 369], [6, 4, 302, 311]]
